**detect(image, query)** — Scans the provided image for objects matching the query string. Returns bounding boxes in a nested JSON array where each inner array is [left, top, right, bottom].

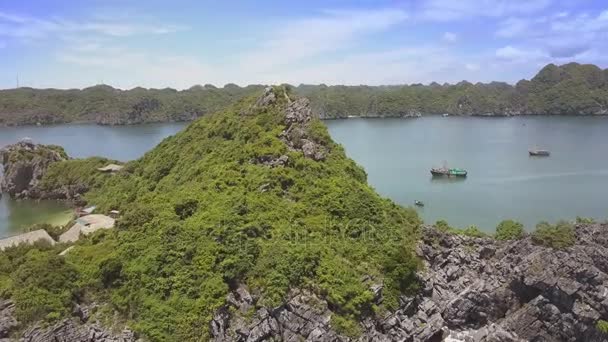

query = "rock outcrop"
[[0, 141, 68, 199], [280, 97, 327, 161], [0, 141, 86, 201], [21, 319, 136, 342], [249, 87, 328, 166], [0, 300, 135, 342], [211, 223, 608, 341], [0, 300, 18, 338]]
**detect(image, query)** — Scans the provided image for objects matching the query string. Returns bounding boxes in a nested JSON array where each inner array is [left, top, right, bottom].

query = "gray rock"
[[0, 300, 17, 338], [21, 318, 136, 342]]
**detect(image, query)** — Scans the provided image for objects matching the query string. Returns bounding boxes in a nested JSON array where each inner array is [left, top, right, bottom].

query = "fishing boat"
[[431, 167, 467, 177], [431, 161, 467, 178], [529, 148, 550, 156], [414, 200, 424, 207]]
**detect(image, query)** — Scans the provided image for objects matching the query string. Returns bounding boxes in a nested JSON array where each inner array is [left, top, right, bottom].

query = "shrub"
[[495, 220, 525, 240], [461, 225, 488, 238], [531, 220, 576, 249], [99, 258, 123, 288], [576, 216, 595, 224], [435, 220, 451, 232], [597, 320, 608, 334], [435, 220, 488, 238]]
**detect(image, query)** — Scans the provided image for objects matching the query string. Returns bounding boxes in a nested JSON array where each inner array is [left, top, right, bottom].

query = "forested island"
[[0, 87, 607, 341], [1, 62, 607, 126]]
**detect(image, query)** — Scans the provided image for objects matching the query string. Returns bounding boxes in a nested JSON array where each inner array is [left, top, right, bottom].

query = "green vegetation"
[[597, 319, 608, 334], [2, 63, 607, 126], [39, 157, 120, 194], [576, 216, 596, 224], [0, 87, 421, 340], [531, 220, 576, 249], [0, 84, 265, 126], [0, 242, 78, 324], [495, 220, 525, 240], [435, 220, 489, 238]]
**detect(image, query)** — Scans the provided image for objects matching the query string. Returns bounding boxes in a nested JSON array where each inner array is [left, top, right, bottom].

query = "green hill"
[[1, 63, 606, 126], [0, 87, 420, 340]]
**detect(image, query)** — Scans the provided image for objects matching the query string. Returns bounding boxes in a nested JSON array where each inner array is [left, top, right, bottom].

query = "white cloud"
[[495, 45, 546, 62], [0, 10, 185, 40], [442, 31, 457, 42], [420, 0, 550, 21], [237, 8, 408, 72]]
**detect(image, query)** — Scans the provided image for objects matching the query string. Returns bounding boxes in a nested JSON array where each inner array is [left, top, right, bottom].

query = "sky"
[[0, 0, 607, 89]]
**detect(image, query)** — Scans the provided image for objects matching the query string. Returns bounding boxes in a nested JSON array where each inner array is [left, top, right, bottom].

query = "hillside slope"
[[0, 87, 420, 340]]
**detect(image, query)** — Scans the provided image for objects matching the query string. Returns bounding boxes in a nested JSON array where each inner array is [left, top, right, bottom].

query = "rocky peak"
[[249, 87, 328, 165], [280, 96, 327, 161]]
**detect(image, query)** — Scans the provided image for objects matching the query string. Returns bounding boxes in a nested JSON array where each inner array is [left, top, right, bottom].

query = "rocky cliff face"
[[0, 141, 67, 199], [211, 223, 608, 341]]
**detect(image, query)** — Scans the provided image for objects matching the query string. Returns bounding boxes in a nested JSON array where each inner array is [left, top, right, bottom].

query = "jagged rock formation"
[[0, 300, 18, 338], [0, 300, 135, 342], [211, 223, 608, 341], [251, 87, 328, 166], [0, 141, 67, 199], [21, 319, 136, 342], [280, 97, 327, 161]]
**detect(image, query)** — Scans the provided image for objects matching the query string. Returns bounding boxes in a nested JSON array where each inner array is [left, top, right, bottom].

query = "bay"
[[326, 116, 608, 231]]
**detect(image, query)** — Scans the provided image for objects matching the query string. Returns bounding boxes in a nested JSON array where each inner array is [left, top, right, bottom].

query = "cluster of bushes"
[[39, 156, 120, 194], [435, 220, 488, 238], [435, 217, 582, 250], [0, 242, 78, 323], [531, 221, 576, 249]]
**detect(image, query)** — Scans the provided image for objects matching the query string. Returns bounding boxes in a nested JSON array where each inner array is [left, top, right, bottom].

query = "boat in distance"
[[529, 149, 550, 156]]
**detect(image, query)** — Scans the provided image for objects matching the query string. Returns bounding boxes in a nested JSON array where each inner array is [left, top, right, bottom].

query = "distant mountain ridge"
[[1, 62, 607, 126]]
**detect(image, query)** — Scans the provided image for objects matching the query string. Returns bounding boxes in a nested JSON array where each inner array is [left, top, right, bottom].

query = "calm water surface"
[[0, 123, 186, 236], [1, 117, 607, 236], [326, 116, 608, 231]]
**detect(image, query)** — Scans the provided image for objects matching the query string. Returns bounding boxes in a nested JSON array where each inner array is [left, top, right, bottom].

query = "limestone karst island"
[[1, 1, 608, 342]]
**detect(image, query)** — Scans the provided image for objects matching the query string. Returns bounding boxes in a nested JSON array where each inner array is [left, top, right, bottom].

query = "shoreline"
[[2, 112, 608, 128]]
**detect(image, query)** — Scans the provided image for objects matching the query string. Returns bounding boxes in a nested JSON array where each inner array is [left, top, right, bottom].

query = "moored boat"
[[414, 200, 424, 207], [529, 149, 550, 156], [430, 167, 467, 177]]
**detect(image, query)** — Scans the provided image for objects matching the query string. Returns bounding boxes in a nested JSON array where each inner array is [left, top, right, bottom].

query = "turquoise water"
[[326, 116, 608, 231]]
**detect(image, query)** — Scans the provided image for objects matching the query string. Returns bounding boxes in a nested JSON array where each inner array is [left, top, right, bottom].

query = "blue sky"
[[1, 0, 607, 89]]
